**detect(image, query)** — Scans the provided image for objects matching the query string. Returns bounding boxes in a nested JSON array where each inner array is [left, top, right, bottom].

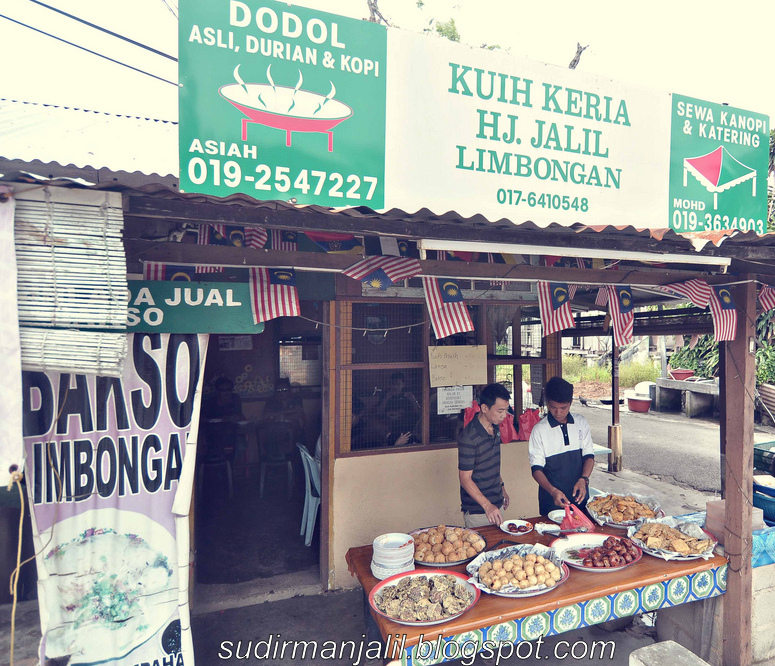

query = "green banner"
[[179, 0, 387, 208], [128, 281, 264, 333], [669, 95, 769, 234]]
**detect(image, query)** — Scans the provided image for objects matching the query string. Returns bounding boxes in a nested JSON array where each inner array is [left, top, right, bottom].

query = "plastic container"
[[705, 500, 764, 545], [669, 368, 695, 381], [627, 395, 651, 413]]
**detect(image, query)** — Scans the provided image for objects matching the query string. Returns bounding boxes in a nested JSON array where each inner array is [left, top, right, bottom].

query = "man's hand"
[[395, 432, 412, 446], [572, 479, 588, 504], [551, 488, 571, 507], [502, 486, 510, 511], [484, 502, 503, 525]]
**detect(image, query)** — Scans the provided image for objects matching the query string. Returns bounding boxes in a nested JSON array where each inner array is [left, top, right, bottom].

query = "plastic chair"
[[197, 421, 236, 500], [753, 483, 775, 527], [297, 443, 321, 547], [258, 421, 296, 499]]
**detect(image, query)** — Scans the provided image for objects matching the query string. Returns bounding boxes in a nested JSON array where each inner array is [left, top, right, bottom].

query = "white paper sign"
[[428, 345, 487, 388], [437, 385, 473, 415]]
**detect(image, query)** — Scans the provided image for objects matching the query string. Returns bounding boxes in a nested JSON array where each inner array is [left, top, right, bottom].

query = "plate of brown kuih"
[[411, 525, 486, 566]]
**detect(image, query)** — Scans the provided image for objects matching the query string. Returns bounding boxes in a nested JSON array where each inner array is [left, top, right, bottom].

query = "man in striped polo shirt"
[[529, 377, 595, 516], [458, 383, 512, 528]]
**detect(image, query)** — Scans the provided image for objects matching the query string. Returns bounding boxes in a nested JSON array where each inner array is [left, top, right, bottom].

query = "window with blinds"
[[13, 185, 128, 376]]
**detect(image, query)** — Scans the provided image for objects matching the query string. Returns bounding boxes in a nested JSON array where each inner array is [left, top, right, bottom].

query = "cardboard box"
[[705, 500, 764, 545]]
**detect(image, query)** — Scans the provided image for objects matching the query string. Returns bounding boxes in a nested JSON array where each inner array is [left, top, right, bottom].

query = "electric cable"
[[0, 13, 177, 86], [26, 0, 177, 61]]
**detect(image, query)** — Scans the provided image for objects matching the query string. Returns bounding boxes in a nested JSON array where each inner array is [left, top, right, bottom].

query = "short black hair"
[[389, 372, 405, 383], [479, 383, 511, 408], [545, 377, 573, 403]]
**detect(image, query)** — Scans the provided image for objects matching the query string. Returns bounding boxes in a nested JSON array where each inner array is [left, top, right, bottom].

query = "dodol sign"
[[178, 0, 769, 233]]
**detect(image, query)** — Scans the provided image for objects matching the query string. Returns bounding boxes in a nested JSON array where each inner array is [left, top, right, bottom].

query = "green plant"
[[668, 335, 719, 378], [756, 345, 775, 386], [618, 360, 660, 387]]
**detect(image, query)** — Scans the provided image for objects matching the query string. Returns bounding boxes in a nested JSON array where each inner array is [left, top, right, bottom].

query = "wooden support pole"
[[608, 424, 622, 472], [611, 334, 620, 426], [722, 277, 755, 666]]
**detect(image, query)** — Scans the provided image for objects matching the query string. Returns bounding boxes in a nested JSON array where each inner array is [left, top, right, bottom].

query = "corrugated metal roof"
[[0, 99, 176, 178], [1, 98, 772, 253]]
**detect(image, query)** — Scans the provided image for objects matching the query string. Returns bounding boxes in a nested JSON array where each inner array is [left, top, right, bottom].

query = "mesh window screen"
[[351, 368, 423, 450]]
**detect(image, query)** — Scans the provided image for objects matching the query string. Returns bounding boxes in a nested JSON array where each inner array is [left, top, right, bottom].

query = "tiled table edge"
[[398, 564, 727, 666]]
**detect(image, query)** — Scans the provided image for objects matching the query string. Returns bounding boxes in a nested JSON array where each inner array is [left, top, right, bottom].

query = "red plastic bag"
[[517, 408, 540, 441], [498, 414, 518, 443], [462, 401, 480, 427], [560, 504, 597, 532]]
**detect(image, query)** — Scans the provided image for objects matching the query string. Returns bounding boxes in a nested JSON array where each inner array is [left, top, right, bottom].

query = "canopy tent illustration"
[[683, 145, 757, 209]]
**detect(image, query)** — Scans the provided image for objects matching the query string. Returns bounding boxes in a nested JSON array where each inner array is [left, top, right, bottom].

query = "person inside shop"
[[263, 377, 306, 439], [350, 397, 386, 451], [457, 383, 512, 528], [203, 376, 245, 422], [201, 376, 246, 464], [528, 376, 595, 516], [382, 395, 421, 447], [375, 372, 421, 416]]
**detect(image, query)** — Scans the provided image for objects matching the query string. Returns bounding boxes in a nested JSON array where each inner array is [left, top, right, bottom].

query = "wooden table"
[[346, 521, 727, 665]]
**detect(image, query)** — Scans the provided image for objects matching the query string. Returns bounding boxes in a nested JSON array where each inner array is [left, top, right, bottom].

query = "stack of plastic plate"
[[371, 533, 415, 580]]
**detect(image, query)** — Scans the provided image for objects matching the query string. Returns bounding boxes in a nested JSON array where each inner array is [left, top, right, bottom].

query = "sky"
[[1, 0, 773, 126]]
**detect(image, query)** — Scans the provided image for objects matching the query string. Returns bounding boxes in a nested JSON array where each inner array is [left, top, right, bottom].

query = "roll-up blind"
[[14, 185, 128, 376]]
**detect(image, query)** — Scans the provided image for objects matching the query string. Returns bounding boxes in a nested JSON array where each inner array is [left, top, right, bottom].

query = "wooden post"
[[608, 424, 622, 472], [722, 277, 755, 666], [608, 334, 621, 472]]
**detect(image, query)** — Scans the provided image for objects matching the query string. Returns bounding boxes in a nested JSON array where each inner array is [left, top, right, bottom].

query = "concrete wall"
[[656, 564, 775, 665], [331, 441, 539, 589]]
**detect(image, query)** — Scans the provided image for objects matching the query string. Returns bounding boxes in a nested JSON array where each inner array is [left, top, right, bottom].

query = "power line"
[[0, 13, 178, 86], [27, 0, 177, 61], [159, 0, 178, 20]]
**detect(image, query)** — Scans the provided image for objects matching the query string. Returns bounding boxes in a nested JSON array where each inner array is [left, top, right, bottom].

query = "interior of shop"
[[193, 304, 323, 590]]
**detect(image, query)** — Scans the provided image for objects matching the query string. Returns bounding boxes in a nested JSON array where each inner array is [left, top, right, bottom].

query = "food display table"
[[346, 520, 727, 666]]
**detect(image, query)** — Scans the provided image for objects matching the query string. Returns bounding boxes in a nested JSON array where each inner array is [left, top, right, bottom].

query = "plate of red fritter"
[[550, 534, 642, 572]]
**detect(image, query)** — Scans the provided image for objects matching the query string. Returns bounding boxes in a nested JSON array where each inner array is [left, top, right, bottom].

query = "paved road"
[[577, 403, 727, 493]]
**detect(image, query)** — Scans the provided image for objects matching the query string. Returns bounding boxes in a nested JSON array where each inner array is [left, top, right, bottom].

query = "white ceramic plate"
[[550, 533, 642, 572], [548, 510, 565, 524], [499, 520, 533, 536], [369, 570, 479, 626], [40, 509, 178, 663]]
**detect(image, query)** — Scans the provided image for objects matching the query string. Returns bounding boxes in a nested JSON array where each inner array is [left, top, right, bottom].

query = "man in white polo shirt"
[[528, 377, 595, 516]]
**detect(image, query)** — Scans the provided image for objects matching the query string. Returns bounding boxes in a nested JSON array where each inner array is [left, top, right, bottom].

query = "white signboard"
[[384, 31, 671, 229], [437, 385, 473, 415]]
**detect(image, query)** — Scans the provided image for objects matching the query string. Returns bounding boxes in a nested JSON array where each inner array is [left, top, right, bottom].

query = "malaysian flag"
[[537, 281, 575, 336], [422, 277, 474, 339], [759, 285, 775, 312], [270, 230, 298, 251], [249, 268, 300, 323], [608, 285, 634, 346], [305, 231, 362, 254], [196, 224, 226, 274], [343, 256, 421, 290], [656, 279, 711, 308], [708, 285, 737, 341], [244, 226, 268, 249], [142, 262, 196, 281], [595, 287, 609, 307]]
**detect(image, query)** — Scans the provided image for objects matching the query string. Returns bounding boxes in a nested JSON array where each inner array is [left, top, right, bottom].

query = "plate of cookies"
[[627, 517, 717, 560], [410, 525, 487, 566]]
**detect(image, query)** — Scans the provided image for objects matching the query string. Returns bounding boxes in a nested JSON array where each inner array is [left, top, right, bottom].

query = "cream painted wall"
[[331, 441, 538, 589]]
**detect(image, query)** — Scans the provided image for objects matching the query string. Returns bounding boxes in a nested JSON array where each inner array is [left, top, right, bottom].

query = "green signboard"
[[128, 281, 265, 333], [179, 0, 387, 208], [669, 94, 769, 234]]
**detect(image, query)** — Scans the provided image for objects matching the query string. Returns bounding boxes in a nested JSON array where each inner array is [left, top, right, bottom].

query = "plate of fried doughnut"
[[550, 533, 642, 572]]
